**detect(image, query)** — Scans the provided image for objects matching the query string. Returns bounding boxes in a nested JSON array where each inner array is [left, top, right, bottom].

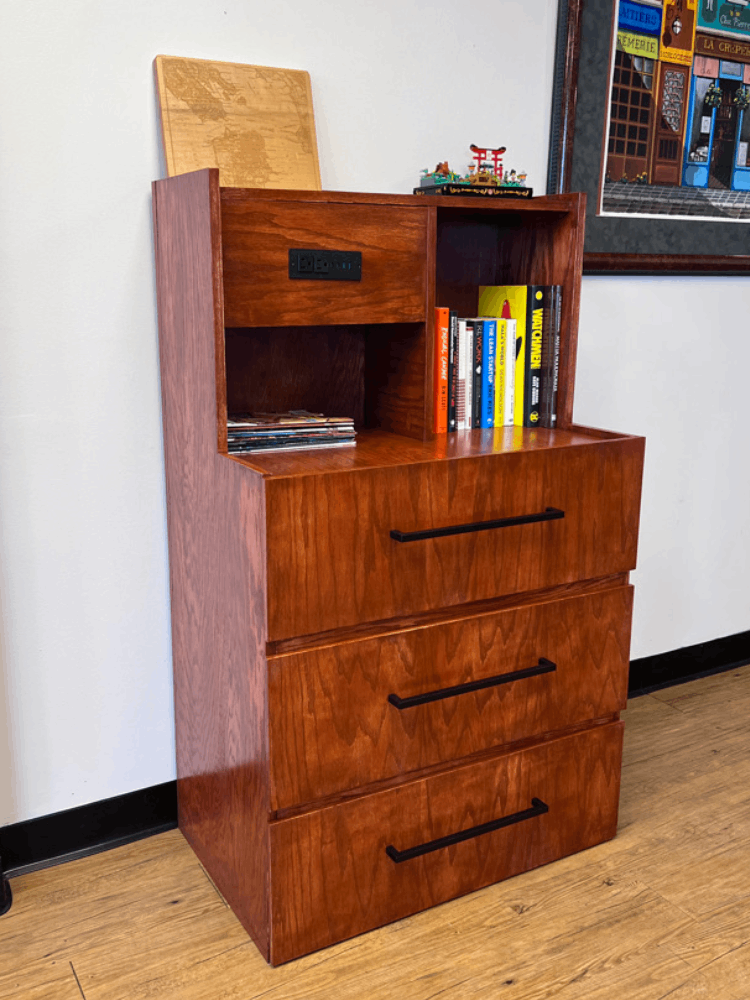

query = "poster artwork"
[[600, 0, 750, 220]]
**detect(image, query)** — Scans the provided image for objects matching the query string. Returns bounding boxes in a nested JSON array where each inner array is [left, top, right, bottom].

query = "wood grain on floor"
[[2, 664, 750, 999]]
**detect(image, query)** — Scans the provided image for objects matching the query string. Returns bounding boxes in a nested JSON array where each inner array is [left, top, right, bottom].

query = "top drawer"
[[265, 435, 644, 640], [221, 196, 428, 327]]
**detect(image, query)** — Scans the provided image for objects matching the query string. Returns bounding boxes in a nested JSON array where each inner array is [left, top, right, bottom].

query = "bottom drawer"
[[269, 722, 623, 964]]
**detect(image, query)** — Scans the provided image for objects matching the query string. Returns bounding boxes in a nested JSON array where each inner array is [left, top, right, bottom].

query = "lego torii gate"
[[470, 144, 507, 178]]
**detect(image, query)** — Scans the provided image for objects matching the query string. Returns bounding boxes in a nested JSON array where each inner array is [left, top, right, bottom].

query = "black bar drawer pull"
[[388, 658, 556, 710], [390, 507, 564, 543], [386, 798, 549, 864]]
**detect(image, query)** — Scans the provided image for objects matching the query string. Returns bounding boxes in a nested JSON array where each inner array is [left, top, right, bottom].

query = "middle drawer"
[[268, 585, 632, 811]]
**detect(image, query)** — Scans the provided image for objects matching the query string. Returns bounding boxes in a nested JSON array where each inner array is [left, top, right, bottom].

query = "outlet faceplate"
[[288, 248, 362, 281]]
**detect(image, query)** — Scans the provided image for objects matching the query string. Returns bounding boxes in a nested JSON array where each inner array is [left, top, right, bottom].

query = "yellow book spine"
[[478, 285, 527, 426], [494, 318, 506, 428]]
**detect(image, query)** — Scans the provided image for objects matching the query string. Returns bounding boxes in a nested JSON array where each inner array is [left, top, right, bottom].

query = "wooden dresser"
[[152, 169, 644, 965]]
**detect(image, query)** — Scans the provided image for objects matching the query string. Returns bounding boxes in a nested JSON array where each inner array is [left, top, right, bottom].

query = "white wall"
[[0, 0, 748, 826], [576, 276, 750, 659]]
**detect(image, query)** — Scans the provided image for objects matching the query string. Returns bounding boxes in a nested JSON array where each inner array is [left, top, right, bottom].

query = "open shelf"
[[218, 187, 586, 454], [227, 424, 634, 480], [224, 321, 425, 436]]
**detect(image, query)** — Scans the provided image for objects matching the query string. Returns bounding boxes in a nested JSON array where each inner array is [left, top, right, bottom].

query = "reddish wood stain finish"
[[153, 170, 271, 959], [220, 198, 429, 327], [152, 171, 643, 964], [264, 435, 644, 640], [269, 723, 624, 965], [268, 586, 632, 810]]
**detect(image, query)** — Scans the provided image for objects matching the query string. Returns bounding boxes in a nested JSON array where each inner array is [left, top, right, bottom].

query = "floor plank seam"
[[70, 961, 87, 1000]]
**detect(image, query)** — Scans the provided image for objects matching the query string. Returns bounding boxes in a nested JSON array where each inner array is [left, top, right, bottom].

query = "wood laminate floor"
[[2, 665, 750, 999]]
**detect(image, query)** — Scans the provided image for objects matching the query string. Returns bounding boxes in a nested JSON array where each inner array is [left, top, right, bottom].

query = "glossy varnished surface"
[[269, 722, 624, 964], [6, 669, 750, 997], [229, 424, 633, 478], [263, 435, 644, 640], [153, 168, 271, 958], [152, 173, 642, 966], [268, 586, 633, 810], [220, 196, 429, 327]]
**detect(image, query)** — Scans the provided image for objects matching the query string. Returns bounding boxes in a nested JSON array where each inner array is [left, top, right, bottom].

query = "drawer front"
[[221, 198, 428, 326], [269, 722, 623, 964], [269, 586, 632, 810], [265, 437, 644, 640]]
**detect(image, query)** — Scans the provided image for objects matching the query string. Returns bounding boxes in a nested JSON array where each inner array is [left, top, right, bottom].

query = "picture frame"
[[547, 0, 750, 274]]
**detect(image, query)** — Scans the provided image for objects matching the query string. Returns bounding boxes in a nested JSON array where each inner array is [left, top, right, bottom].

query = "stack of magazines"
[[227, 411, 356, 455]]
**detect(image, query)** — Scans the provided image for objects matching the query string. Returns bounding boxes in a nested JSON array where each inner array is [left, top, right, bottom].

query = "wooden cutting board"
[[154, 55, 321, 189]]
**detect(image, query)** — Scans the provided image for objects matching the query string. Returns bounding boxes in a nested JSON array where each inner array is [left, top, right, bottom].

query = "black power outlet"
[[289, 249, 362, 281]]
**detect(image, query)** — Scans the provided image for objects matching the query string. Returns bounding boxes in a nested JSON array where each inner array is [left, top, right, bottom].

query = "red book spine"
[[433, 307, 450, 433]]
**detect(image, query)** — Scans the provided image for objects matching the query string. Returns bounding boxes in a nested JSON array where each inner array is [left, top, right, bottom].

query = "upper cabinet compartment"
[[220, 191, 430, 327], [434, 199, 585, 309]]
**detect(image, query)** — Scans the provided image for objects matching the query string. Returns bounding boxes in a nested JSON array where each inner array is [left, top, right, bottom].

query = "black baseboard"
[[628, 629, 750, 697], [0, 781, 177, 879], [1, 630, 749, 890]]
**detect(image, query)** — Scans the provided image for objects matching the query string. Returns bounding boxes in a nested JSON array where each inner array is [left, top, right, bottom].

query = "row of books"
[[227, 411, 356, 454], [433, 285, 562, 433]]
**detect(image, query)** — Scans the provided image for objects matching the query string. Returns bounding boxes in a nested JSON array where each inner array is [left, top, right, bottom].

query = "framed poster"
[[548, 0, 750, 273]]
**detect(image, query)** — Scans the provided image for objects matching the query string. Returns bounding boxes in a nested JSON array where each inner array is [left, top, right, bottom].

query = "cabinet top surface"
[[216, 182, 582, 215], [228, 426, 643, 481]]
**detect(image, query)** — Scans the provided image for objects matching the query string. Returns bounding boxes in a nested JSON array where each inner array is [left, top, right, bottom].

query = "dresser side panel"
[[153, 168, 271, 957]]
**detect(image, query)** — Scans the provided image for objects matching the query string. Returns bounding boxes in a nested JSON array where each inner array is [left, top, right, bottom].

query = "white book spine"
[[503, 318, 517, 426], [456, 319, 467, 430]]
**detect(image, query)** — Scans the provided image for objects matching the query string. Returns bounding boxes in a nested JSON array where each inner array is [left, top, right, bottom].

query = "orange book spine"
[[433, 307, 450, 433]]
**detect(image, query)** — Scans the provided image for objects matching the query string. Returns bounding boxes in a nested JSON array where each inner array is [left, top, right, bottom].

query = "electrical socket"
[[289, 249, 361, 281]]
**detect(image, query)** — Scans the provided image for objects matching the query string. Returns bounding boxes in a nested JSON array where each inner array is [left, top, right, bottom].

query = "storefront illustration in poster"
[[600, 0, 750, 220]]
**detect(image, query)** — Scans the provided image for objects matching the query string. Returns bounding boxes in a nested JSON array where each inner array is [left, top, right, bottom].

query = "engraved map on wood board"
[[154, 56, 321, 189]]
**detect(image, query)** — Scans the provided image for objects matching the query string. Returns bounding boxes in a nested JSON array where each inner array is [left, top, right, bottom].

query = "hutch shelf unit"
[[152, 169, 644, 966]]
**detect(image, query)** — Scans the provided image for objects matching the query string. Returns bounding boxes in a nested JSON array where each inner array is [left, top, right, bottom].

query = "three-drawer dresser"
[[152, 168, 644, 965]]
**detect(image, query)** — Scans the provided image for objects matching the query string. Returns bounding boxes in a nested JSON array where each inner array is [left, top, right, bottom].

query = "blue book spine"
[[481, 318, 496, 428], [471, 320, 483, 429]]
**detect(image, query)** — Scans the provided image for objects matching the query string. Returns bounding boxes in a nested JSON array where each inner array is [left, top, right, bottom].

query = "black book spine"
[[539, 288, 553, 428], [472, 319, 483, 429], [549, 287, 562, 428]]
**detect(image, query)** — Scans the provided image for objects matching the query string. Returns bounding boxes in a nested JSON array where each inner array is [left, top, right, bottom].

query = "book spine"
[[456, 319, 467, 430], [481, 318, 496, 428], [511, 298, 525, 427], [433, 307, 450, 434], [464, 320, 474, 429], [549, 287, 562, 428], [503, 318, 517, 426], [448, 311, 459, 431], [539, 286, 556, 428], [494, 318, 506, 428], [472, 320, 483, 429], [524, 287, 545, 427]]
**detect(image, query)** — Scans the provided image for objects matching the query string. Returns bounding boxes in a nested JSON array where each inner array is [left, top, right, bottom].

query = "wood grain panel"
[[264, 435, 645, 640], [364, 322, 427, 438], [153, 168, 271, 959], [269, 722, 624, 964], [154, 57, 321, 190], [268, 586, 632, 809], [221, 194, 429, 327], [231, 424, 628, 478], [225, 325, 366, 426]]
